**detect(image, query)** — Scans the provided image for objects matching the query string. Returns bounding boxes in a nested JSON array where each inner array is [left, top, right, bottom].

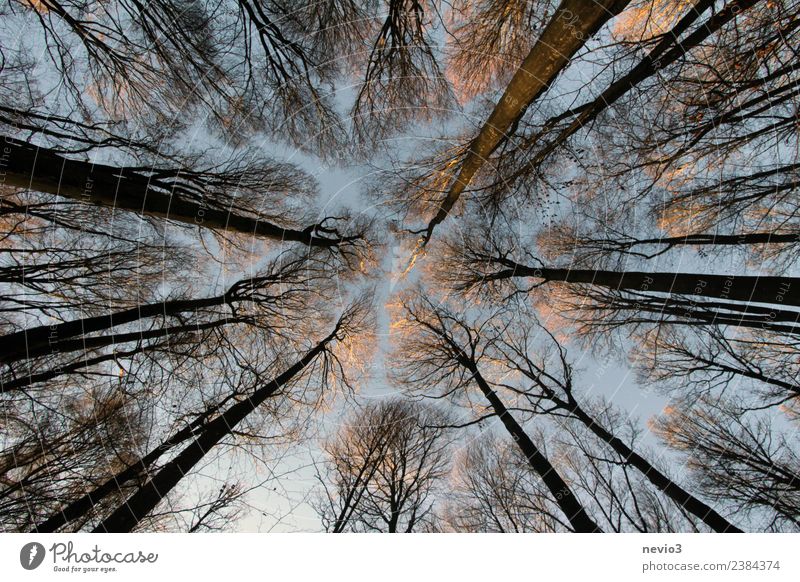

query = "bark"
[[0, 294, 229, 363], [566, 403, 742, 532], [32, 398, 228, 532], [92, 324, 341, 532], [526, 0, 758, 166], [1, 136, 353, 247], [493, 262, 800, 308], [463, 358, 603, 532], [590, 232, 798, 258], [420, 0, 631, 246]]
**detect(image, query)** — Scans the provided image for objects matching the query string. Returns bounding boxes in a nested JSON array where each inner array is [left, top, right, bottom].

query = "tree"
[[406, 0, 631, 248], [92, 296, 372, 533], [444, 419, 709, 533], [5, 0, 344, 150], [444, 0, 559, 102], [315, 398, 451, 533], [488, 309, 741, 531], [446, 226, 800, 307], [633, 326, 800, 410], [1, 386, 151, 531], [2, 136, 367, 251], [349, 0, 453, 146], [485, 0, 762, 197], [471, 0, 796, 212], [0, 252, 330, 393], [653, 397, 800, 531], [443, 435, 567, 532], [437, 224, 800, 345], [391, 290, 603, 532], [0, 187, 185, 324]]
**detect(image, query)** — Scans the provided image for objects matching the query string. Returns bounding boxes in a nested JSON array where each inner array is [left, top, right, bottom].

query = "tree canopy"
[[1, 0, 798, 533]]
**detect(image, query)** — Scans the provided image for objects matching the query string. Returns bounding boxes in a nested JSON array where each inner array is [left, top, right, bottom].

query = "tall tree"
[[316, 398, 452, 533], [653, 398, 800, 531], [411, 0, 631, 248], [392, 290, 603, 532], [2, 136, 366, 251], [444, 435, 569, 533], [488, 310, 741, 532], [1, 387, 151, 531], [92, 297, 371, 533]]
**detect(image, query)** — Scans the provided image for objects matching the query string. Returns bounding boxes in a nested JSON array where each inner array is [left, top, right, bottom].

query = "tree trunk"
[[589, 293, 800, 335], [567, 403, 742, 532], [420, 0, 631, 245], [463, 359, 603, 532], [504, 263, 800, 308], [92, 326, 340, 532], [2, 319, 233, 367], [3, 347, 147, 393], [528, 0, 756, 166], [591, 232, 798, 259], [0, 293, 228, 363], [1, 136, 345, 247]]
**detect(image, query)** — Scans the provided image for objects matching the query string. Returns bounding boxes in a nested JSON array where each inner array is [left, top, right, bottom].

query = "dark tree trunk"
[[33, 407, 219, 532], [502, 262, 800, 308], [0, 293, 228, 363], [589, 293, 800, 336], [1, 319, 233, 368], [590, 232, 799, 259], [463, 359, 603, 532], [567, 403, 742, 532], [92, 326, 339, 532], [4, 347, 145, 393], [1, 136, 346, 247]]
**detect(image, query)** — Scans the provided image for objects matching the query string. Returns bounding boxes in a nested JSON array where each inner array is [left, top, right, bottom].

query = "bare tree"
[[391, 289, 603, 532], [350, 1, 453, 146], [443, 435, 566, 532], [315, 398, 452, 532], [653, 397, 800, 531], [444, 420, 707, 533], [0, 251, 333, 394], [444, 0, 558, 102], [0, 386, 151, 531], [484, 308, 741, 531], [4, 0, 344, 150], [403, 0, 631, 249], [2, 136, 367, 252], [91, 296, 372, 533], [633, 326, 800, 409]]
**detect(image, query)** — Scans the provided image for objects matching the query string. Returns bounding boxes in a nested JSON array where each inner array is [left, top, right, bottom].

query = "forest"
[[0, 0, 798, 533]]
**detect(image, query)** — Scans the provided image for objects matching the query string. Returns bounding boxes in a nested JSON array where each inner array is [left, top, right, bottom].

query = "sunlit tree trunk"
[[420, 0, 631, 245], [527, 0, 757, 166]]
